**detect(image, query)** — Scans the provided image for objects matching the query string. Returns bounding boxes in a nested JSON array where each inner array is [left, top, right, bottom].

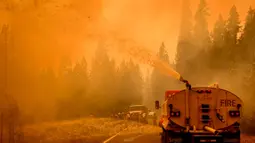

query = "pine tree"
[[239, 7, 255, 62], [193, 0, 210, 49], [69, 57, 90, 118], [179, 0, 192, 40], [72, 57, 89, 93], [209, 14, 226, 69], [116, 59, 143, 112], [188, 0, 211, 83], [89, 41, 117, 116], [151, 43, 173, 103], [128, 60, 143, 104], [56, 56, 74, 120], [225, 5, 241, 67], [176, 0, 194, 76], [57, 56, 73, 98], [115, 60, 129, 112], [56, 57, 91, 119], [212, 15, 226, 47], [226, 5, 241, 46], [240, 8, 255, 133]]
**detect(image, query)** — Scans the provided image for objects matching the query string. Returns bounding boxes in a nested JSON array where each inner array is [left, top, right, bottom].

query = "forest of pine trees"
[[176, 0, 255, 134], [0, 0, 255, 135]]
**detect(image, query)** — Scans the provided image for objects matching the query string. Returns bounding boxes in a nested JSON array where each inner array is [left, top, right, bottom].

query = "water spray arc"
[[88, 30, 191, 87]]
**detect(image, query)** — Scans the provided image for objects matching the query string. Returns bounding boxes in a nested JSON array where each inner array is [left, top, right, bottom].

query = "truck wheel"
[[161, 129, 169, 143]]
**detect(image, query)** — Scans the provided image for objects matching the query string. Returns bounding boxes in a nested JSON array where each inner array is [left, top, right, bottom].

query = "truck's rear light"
[[205, 90, 212, 93], [229, 111, 240, 117], [170, 111, 180, 117], [197, 90, 203, 93]]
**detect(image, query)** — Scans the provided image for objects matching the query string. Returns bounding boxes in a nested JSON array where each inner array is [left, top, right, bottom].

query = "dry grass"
[[22, 117, 255, 143], [22, 117, 155, 143]]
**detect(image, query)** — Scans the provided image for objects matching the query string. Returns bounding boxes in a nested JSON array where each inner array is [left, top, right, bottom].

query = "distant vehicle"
[[117, 112, 126, 119], [111, 112, 125, 119], [126, 105, 149, 124]]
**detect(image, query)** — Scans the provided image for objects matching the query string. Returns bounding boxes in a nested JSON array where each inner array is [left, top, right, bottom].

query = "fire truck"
[[155, 78, 243, 143]]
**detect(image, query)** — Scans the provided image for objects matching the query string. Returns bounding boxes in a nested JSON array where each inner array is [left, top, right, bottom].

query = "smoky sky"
[[0, 0, 254, 70]]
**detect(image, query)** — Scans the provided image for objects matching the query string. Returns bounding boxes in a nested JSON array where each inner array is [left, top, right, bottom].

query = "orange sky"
[[1, 0, 254, 72]]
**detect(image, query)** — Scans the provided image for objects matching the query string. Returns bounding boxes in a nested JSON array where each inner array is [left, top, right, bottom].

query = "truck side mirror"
[[155, 100, 160, 109]]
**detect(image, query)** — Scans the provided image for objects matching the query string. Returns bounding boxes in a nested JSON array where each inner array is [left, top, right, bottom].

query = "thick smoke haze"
[[0, 0, 253, 69], [102, 0, 255, 62], [0, 0, 254, 125]]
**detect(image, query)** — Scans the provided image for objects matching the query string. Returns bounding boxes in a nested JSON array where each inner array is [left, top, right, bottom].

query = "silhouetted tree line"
[[176, 0, 255, 134], [0, 23, 174, 127], [35, 41, 177, 122], [38, 46, 145, 120]]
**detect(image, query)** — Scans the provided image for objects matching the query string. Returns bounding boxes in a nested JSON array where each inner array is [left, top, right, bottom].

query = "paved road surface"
[[104, 132, 161, 143], [103, 132, 255, 143]]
